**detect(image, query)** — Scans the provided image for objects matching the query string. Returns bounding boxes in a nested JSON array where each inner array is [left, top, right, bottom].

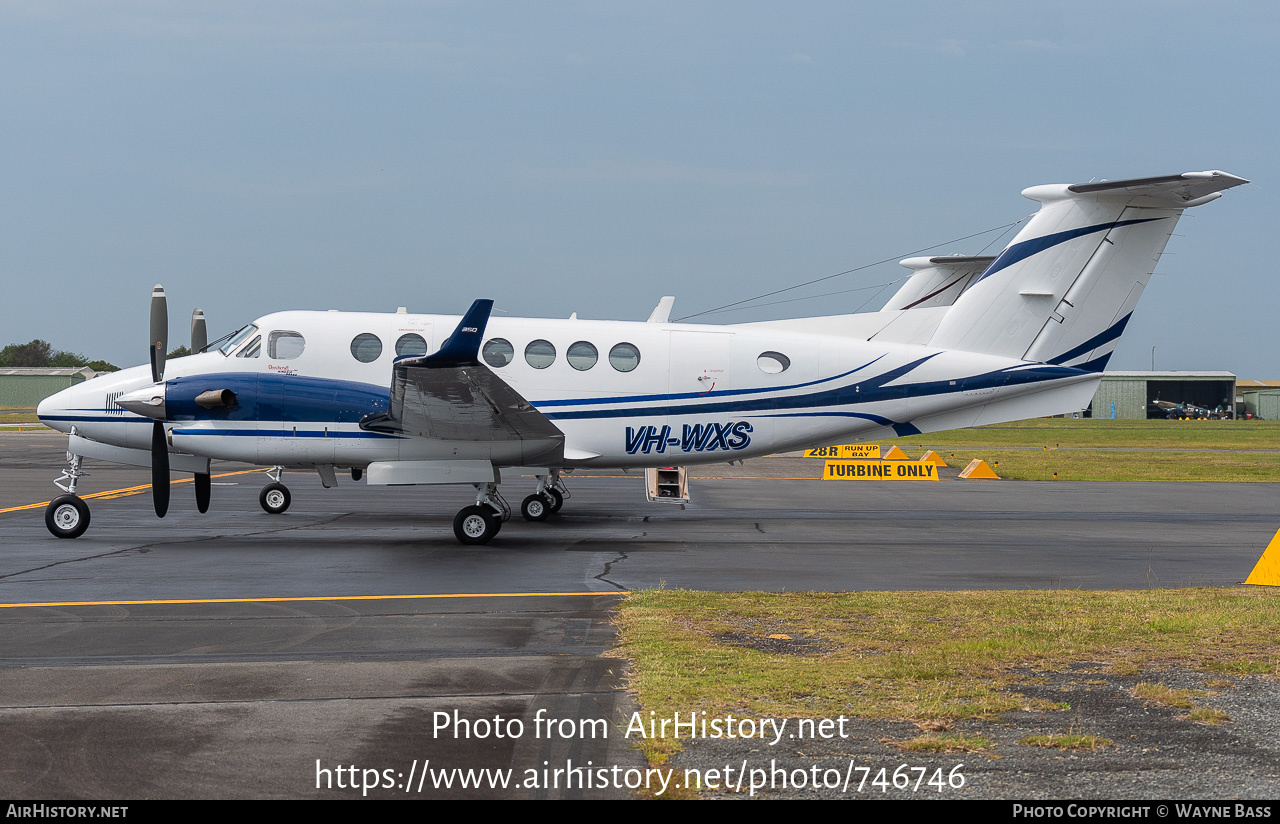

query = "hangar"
[[1236, 380, 1280, 420], [1088, 371, 1237, 419], [0, 367, 97, 408]]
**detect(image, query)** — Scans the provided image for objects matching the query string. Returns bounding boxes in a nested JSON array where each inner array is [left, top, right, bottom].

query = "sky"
[[1, 1, 1273, 376]]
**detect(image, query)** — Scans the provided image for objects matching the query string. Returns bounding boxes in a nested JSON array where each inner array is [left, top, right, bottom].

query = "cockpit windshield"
[[218, 324, 260, 356]]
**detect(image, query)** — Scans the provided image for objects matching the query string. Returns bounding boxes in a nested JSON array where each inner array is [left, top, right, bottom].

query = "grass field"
[[615, 588, 1280, 763], [864, 419, 1280, 482], [0, 413, 42, 424]]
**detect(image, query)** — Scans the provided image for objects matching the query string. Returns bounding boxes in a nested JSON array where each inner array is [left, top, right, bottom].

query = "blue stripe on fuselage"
[[530, 354, 887, 409], [541, 359, 1088, 421], [170, 428, 402, 439]]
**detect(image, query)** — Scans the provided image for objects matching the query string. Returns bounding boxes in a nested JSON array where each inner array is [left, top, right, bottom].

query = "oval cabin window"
[[608, 342, 641, 372], [524, 339, 556, 369], [567, 341, 598, 371], [395, 333, 428, 358], [350, 333, 383, 363], [757, 351, 790, 374], [482, 338, 514, 367]]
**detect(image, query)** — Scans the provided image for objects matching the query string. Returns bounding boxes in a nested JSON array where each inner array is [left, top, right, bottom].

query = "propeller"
[[150, 285, 167, 383], [194, 472, 210, 513], [151, 415, 170, 518], [190, 308, 211, 509], [149, 285, 170, 517], [191, 308, 207, 353], [142, 287, 217, 516]]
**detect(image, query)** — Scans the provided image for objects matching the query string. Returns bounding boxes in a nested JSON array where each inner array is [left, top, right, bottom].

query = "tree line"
[[0, 340, 119, 373]]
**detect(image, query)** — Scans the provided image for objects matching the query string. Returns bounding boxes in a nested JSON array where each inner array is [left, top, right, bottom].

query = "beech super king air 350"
[[37, 170, 1247, 544]]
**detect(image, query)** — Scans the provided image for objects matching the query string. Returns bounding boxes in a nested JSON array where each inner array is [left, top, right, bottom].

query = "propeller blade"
[[194, 472, 210, 513], [191, 308, 207, 353], [151, 420, 170, 518], [150, 284, 168, 383]]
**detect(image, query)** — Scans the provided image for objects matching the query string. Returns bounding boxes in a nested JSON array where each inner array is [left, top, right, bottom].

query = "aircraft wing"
[[361, 299, 565, 463]]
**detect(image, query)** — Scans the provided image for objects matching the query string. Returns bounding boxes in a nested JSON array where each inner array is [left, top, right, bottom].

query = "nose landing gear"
[[45, 451, 90, 539]]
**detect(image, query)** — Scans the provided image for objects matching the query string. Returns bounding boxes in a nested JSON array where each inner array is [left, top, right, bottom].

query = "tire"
[[46, 495, 90, 539], [521, 494, 550, 522], [545, 488, 564, 514], [259, 483, 291, 514], [454, 505, 499, 545]]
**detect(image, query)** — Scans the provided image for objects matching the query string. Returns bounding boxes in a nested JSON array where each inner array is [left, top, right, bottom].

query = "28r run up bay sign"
[[805, 445, 880, 459]]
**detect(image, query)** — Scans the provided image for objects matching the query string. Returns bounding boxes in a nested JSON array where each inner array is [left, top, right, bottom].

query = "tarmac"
[[1, 431, 1277, 799]]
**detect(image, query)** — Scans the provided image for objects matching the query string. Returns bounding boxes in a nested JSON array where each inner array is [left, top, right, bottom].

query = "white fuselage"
[[38, 309, 1100, 473]]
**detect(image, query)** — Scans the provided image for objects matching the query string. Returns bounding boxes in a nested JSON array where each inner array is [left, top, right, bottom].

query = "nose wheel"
[[45, 495, 90, 539]]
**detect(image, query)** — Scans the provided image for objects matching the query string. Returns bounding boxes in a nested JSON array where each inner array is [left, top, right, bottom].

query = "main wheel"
[[521, 493, 550, 522], [545, 488, 564, 514], [259, 483, 291, 514], [454, 505, 500, 545], [46, 495, 90, 539]]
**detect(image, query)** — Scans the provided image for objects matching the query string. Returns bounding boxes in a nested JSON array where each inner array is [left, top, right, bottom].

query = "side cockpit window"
[[269, 331, 305, 360], [237, 335, 261, 358], [219, 324, 259, 356]]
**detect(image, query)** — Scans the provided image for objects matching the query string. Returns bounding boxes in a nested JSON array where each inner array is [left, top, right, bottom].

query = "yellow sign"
[[804, 444, 881, 459], [823, 461, 939, 481], [882, 445, 910, 460]]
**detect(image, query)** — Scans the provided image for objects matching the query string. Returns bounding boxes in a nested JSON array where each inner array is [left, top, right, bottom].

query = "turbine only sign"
[[823, 460, 939, 481]]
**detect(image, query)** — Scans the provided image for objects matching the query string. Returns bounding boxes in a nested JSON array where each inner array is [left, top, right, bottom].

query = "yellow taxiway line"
[[0, 592, 628, 609], [0, 468, 269, 515]]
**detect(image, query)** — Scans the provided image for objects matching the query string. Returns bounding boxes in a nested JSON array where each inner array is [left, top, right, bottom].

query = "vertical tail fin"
[[928, 170, 1247, 370]]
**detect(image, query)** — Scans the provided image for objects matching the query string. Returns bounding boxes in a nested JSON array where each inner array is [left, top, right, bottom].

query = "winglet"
[[412, 299, 494, 368]]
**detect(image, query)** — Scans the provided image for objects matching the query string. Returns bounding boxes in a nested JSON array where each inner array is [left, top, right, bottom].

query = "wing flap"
[[389, 363, 564, 442]]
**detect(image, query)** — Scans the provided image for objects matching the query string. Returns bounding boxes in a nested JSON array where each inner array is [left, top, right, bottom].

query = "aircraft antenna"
[[674, 216, 1030, 321]]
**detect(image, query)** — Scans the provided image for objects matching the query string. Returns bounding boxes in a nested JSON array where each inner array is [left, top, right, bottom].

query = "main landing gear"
[[452, 474, 570, 544], [520, 473, 568, 522], [453, 483, 510, 545], [259, 467, 291, 514], [45, 452, 90, 539]]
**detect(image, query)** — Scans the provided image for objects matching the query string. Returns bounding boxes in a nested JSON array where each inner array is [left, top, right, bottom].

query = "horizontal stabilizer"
[[1064, 170, 1249, 207], [882, 255, 994, 311]]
